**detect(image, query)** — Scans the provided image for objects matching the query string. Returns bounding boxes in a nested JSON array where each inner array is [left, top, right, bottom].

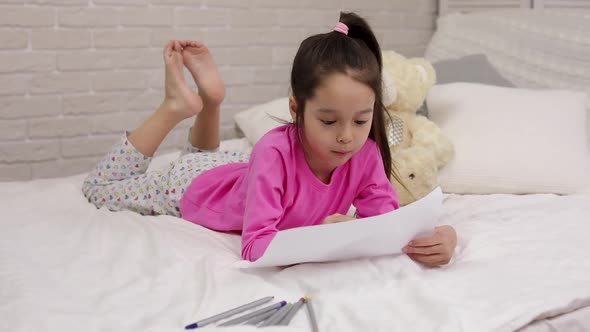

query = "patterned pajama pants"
[[82, 130, 250, 217]]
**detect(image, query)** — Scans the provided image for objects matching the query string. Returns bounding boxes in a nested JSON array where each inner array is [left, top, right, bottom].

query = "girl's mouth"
[[332, 150, 352, 156]]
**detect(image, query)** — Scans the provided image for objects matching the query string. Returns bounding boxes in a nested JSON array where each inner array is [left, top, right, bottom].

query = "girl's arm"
[[241, 149, 286, 262], [353, 144, 458, 267], [353, 146, 400, 218]]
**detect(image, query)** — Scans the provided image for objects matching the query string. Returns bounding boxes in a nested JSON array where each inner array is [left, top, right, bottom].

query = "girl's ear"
[[289, 96, 298, 122]]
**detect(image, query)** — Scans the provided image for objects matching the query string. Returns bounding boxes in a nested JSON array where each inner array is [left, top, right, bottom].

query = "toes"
[[173, 40, 182, 52], [178, 40, 191, 49], [183, 40, 204, 49], [168, 39, 205, 53], [180, 40, 193, 53], [163, 40, 174, 59], [194, 41, 206, 49]]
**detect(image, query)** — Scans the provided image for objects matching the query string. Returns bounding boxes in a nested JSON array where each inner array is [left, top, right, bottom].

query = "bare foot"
[[163, 40, 203, 119], [180, 40, 226, 106]]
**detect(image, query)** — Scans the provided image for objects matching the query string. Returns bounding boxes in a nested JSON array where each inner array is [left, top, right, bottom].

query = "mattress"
[[1, 137, 590, 332]]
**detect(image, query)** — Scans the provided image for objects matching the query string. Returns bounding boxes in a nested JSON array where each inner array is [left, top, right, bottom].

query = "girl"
[[82, 12, 457, 267]]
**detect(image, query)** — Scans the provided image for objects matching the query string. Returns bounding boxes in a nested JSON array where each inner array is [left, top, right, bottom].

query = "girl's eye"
[[321, 120, 336, 125], [355, 120, 368, 125]]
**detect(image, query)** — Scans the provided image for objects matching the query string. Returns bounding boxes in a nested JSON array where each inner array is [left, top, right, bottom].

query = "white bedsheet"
[[1, 142, 590, 332]]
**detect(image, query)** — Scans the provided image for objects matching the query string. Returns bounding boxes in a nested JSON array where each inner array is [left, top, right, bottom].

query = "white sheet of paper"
[[236, 187, 443, 268]]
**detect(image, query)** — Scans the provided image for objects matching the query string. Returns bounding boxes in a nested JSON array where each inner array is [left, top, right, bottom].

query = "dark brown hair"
[[290, 11, 399, 182]]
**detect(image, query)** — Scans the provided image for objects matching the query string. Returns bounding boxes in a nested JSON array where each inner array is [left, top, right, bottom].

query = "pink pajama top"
[[179, 125, 399, 261]]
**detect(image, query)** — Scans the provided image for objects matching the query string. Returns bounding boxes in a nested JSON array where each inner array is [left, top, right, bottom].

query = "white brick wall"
[[0, 0, 437, 181]]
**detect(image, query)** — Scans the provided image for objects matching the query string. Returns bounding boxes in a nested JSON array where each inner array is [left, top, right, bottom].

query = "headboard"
[[424, 8, 590, 147], [425, 10, 590, 92], [439, 0, 590, 15]]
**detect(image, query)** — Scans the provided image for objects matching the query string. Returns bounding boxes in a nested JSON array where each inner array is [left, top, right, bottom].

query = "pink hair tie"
[[333, 22, 349, 35]]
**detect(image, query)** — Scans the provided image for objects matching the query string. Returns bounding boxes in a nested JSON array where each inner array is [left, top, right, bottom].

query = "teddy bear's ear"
[[409, 59, 436, 87], [414, 64, 428, 83], [381, 70, 397, 107]]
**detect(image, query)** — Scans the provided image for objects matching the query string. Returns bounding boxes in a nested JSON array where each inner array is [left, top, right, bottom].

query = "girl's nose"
[[337, 127, 353, 144]]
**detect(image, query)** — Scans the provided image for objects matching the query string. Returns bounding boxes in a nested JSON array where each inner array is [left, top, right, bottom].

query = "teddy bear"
[[381, 50, 454, 206]]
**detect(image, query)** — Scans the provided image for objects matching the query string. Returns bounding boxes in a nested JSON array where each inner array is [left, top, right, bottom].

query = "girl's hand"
[[322, 213, 355, 224], [403, 225, 457, 267]]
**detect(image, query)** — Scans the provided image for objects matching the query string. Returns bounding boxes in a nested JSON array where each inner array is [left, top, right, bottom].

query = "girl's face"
[[290, 72, 375, 182]]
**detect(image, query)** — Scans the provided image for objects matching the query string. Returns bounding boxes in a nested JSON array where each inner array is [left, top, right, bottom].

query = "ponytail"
[[339, 12, 383, 71]]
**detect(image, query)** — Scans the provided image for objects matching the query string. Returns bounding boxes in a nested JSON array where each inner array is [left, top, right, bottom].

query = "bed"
[[1, 9, 590, 332]]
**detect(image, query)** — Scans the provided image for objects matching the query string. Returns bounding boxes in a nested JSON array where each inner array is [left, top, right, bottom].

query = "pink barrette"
[[333, 22, 349, 35]]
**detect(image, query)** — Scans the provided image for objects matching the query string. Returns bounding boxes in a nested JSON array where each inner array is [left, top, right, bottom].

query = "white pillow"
[[427, 83, 590, 195], [233, 97, 291, 145]]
